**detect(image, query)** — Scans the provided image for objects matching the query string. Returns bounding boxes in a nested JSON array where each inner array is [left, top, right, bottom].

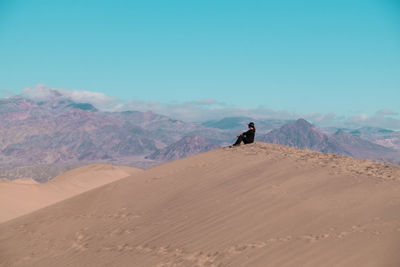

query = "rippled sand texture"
[[1, 142, 399, 267], [0, 164, 142, 223]]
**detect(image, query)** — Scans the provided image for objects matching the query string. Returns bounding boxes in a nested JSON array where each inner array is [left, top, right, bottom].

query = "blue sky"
[[0, 0, 399, 126]]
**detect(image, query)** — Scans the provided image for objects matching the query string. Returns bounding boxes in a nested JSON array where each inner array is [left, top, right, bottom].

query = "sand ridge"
[[0, 164, 142, 223], [0, 142, 399, 266], [0, 177, 38, 184], [229, 142, 400, 181]]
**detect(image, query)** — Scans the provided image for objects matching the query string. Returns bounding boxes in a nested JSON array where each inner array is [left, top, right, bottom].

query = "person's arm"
[[237, 131, 245, 137], [240, 130, 248, 138]]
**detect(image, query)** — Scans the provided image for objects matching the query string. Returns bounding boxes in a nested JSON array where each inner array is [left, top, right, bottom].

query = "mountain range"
[[146, 136, 221, 162], [0, 93, 227, 181], [1, 91, 399, 181], [261, 119, 400, 163]]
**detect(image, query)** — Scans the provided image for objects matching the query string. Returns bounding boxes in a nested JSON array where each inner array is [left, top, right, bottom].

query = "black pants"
[[233, 135, 252, 146]]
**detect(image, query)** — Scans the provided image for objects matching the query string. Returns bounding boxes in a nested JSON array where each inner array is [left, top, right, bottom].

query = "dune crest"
[[0, 178, 38, 184], [0, 164, 142, 223], [1, 143, 399, 267]]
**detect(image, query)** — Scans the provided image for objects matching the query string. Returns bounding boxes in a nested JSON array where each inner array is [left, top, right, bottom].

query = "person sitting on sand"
[[231, 122, 256, 147]]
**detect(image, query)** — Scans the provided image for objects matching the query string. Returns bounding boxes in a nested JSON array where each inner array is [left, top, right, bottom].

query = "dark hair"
[[248, 122, 255, 128]]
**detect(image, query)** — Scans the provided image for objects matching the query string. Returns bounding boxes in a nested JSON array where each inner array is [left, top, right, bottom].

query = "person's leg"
[[233, 135, 244, 146], [243, 137, 251, 144]]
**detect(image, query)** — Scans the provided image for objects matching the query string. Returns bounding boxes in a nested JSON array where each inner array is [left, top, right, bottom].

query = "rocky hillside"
[[262, 119, 346, 154], [1, 90, 399, 181], [261, 119, 400, 162], [332, 129, 398, 159], [0, 93, 227, 181], [146, 136, 220, 161], [348, 127, 400, 150]]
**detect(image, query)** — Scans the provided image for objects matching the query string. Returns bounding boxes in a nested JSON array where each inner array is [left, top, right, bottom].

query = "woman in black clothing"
[[232, 122, 256, 147]]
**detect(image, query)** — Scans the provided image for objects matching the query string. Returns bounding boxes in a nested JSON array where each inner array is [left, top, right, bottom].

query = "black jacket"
[[242, 128, 255, 143]]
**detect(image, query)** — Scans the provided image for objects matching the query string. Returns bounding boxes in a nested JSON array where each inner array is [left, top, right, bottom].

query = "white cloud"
[[64, 90, 118, 110], [343, 112, 400, 129], [376, 109, 399, 116], [119, 100, 400, 130], [14, 84, 400, 130], [21, 84, 118, 110], [119, 99, 293, 122], [348, 113, 369, 122], [119, 99, 349, 126], [22, 83, 58, 100], [0, 88, 15, 98]]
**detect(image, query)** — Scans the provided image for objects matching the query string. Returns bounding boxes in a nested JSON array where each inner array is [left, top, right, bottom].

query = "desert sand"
[[1, 142, 400, 266], [0, 164, 142, 223]]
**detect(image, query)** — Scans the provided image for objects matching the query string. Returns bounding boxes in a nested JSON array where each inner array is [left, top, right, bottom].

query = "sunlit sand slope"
[[1, 143, 399, 267], [0, 164, 142, 223]]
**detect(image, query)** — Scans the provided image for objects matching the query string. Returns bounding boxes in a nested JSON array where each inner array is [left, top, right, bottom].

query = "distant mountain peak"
[[333, 129, 359, 143], [295, 118, 310, 124], [334, 129, 348, 136], [66, 103, 98, 112], [261, 119, 346, 154], [261, 119, 399, 160], [293, 118, 313, 128], [277, 119, 318, 135]]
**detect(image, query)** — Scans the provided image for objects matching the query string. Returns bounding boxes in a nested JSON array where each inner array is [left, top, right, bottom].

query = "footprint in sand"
[[71, 233, 89, 251], [117, 243, 134, 252], [301, 233, 330, 243], [337, 231, 349, 239], [183, 251, 219, 266], [228, 245, 248, 254], [135, 244, 154, 253], [156, 246, 170, 256], [70, 228, 93, 252], [227, 241, 267, 255]]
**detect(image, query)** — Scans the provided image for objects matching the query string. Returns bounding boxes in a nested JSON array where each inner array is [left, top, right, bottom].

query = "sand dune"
[[0, 164, 142, 223], [0, 177, 38, 184], [1, 143, 400, 266]]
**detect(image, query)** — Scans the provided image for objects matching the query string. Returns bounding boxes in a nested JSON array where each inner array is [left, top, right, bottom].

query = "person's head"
[[248, 122, 255, 129]]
